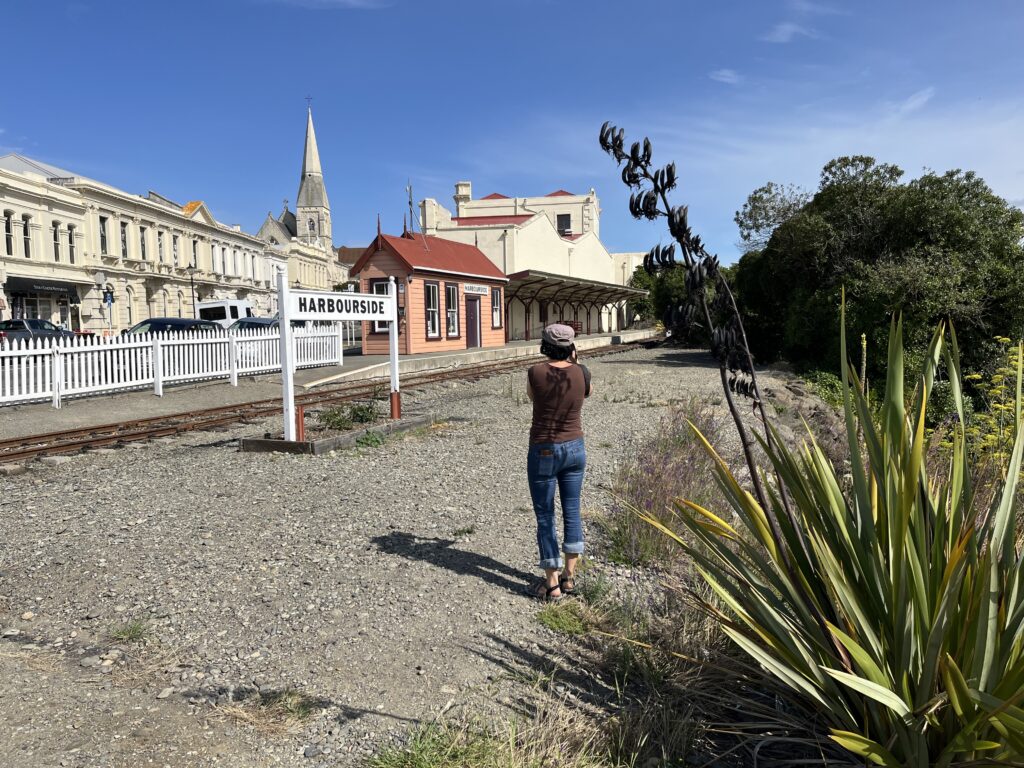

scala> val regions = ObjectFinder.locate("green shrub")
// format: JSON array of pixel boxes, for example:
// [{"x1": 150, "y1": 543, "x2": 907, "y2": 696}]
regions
[
  {"x1": 356, "y1": 430, "x2": 385, "y2": 448},
  {"x1": 348, "y1": 401, "x2": 379, "y2": 424},
  {"x1": 653, "y1": 309, "x2": 1024, "y2": 766},
  {"x1": 803, "y1": 369, "x2": 844, "y2": 409},
  {"x1": 318, "y1": 401, "x2": 380, "y2": 432},
  {"x1": 318, "y1": 407, "x2": 353, "y2": 431}
]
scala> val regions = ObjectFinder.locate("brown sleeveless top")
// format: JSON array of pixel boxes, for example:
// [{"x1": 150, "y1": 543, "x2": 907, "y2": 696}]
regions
[{"x1": 528, "y1": 362, "x2": 585, "y2": 445}]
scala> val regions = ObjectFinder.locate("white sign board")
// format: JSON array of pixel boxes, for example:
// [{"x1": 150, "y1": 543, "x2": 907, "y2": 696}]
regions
[
  {"x1": 277, "y1": 274, "x2": 401, "y2": 442},
  {"x1": 463, "y1": 284, "x2": 489, "y2": 296},
  {"x1": 290, "y1": 290, "x2": 396, "y2": 322}
]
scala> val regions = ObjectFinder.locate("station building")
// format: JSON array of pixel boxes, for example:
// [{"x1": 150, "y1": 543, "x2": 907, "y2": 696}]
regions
[
  {"x1": 419, "y1": 182, "x2": 646, "y2": 341},
  {"x1": 351, "y1": 227, "x2": 507, "y2": 355}
]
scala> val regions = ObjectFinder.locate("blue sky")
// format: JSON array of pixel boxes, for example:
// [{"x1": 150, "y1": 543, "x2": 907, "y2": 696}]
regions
[{"x1": 2, "y1": 0, "x2": 1022, "y2": 262}]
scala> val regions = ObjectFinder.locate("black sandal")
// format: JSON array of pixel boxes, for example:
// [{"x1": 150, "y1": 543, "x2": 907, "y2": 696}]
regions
[
  {"x1": 529, "y1": 580, "x2": 563, "y2": 602},
  {"x1": 559, "y1": 576, "x2": 576, "y2": 596}
]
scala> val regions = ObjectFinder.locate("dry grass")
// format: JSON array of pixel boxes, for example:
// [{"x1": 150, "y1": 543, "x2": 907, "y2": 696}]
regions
[
  {"x1": 596, "y1": 399, "x2": 729, "y2": 567},
  {"x1": 214, "y1": 688, "x2": 323, "y2": 735},
  {"x1": 369, "y1": 709, "x2": 608, "y2": 768},
  {"x1": 0, "y1": 647, "x2": 61, "y2": 673},
  {"x1": 110, "y1": 642, "x2": 186, "y2": 687}
]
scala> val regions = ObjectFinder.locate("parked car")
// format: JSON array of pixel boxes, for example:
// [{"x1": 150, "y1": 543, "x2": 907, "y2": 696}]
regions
[
  {"x1": 122, "y1": 318, "x2": 223, "y2": 335},
  {"x1": 197, "y1": 299, "x2": 254, "y2": 329},
  {"x1": 0, "y1": 318, "x2": 76, "y2": 343},
  {"x1": 227, "y1": 317, "x2": 308, "y2": 332},
  {"x1": 228, "y1": 317, "x2": 277, "y2": 332}
]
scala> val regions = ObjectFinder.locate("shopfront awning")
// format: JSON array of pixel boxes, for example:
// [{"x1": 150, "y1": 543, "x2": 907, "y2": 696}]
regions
[
  {"x1": 504, "y1": 270, "x2": 647, "y2": 307},
  {"x1": 3, "y1": 276, "x2": 87, "y2": 303}
]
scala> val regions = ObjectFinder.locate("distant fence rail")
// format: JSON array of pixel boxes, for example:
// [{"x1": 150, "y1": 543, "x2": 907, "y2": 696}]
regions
[{"x1": 0, "y1": 324, "x2": 358, "y2": 408}]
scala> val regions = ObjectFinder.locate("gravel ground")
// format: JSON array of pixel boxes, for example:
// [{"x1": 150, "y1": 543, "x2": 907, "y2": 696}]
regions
[{"x1": 0, "y1": 347, "x2": 784, "y2": 768}]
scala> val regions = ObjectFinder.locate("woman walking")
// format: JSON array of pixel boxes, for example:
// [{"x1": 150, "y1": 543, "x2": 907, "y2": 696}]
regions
[{"x1": 526, "y1": 323, "x2": 592, "y2": 601}]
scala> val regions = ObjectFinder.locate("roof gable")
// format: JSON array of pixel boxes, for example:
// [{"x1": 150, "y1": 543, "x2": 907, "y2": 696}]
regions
[
  {"x1": 546, "y1": 189, "x2": 574, "y2": 197},
  {"x1": 182, "y1": 200, "x2": 218, "y2": 226},
  {"x1": 351, "y1": 232, "x2": 505, "y2": 281},
  {"x1": 480, "y1": 192, "x2": 509, "y2": 200}
]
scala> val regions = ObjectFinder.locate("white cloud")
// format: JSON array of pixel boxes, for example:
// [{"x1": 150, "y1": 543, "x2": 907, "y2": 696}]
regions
[
  {"x1": 709, "y1": 69, "x2": 741, "y2": 85},
  {"x1": 760, "y1": 22, "x2": 817, "y2": 43},
  {"x1": 893, "y1": 86, "x2": 936, "y2": 117}
]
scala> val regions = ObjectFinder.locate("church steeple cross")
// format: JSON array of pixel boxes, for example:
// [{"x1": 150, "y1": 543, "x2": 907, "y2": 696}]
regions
[{"x1": 305, "y1": 95, "x2": 313, "y2": 110}]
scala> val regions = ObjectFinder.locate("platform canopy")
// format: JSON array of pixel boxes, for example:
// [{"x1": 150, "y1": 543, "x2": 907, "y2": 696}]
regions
[
  {"x1": 505, "y1": 269, "x2": 646, "y2": 308},
  {"x1": 503, "y1": 269, "x2": 648, "y2": 339}
]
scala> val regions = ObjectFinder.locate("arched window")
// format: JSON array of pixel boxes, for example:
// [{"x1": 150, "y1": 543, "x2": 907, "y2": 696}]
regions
[
  {"x1": 67, "y1": 225, "x2": 76, "y2": 264},
  {"x1": 308, "y1": 219, "x2": 316, "y2": 233},
  {"x1": 251, "y1": 254, "x2": 257, "y2": 280},
  {"x1": 177, "y1": 291, "x2": 184, "y2": 318}
]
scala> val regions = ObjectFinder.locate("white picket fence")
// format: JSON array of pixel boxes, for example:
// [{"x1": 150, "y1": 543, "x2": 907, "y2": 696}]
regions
[{"x1": 0, "y1": 324, "x2": 358, "y2": 408}]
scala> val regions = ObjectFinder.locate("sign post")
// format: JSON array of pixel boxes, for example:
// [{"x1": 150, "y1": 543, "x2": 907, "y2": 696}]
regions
[
  {"x1": 276, "y1": 273, "x2": 399, "y2": 442},
  {"x1": 388, "y1": 276, "x2": 401, "y2": 419},
  {"x1": 277, "y1": 270, "x2": 297, "y2": 441}
]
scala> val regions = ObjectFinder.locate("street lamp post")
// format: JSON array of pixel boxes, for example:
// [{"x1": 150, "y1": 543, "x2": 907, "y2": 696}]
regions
[{"x1": 187, "y1": 262, "x2": 197, "y2": 318}]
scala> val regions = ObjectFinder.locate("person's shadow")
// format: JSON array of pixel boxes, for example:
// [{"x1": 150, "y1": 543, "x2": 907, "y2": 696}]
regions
[{"x1": 370, "y1": 531, "x2": 533, "y2": 595}]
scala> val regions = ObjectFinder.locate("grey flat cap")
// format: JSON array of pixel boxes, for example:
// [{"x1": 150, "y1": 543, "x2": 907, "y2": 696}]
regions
[{"x1": 542, "y1": 323, "x2": 575, "y2": 347}]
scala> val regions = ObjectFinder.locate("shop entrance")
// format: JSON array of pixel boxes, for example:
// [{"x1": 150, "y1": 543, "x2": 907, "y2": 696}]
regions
[{"x1": 466, "y1": 297, "x2": 481, "y2": 348}]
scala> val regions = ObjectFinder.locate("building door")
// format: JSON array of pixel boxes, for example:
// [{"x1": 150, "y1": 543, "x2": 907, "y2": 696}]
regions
[{"x1": 466, "y1": 297, "x2": 481, "y2": 348}]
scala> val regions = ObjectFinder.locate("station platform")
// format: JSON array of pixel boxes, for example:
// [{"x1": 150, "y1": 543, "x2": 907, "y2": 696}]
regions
[{"x1": 0, "y1": 329, "x2": 657, "y2": 441}]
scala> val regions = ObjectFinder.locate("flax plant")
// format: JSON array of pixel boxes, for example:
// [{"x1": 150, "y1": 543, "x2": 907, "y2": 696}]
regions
[{"x1": 643, "y1": 306, "x2": 1024, "y2": 766}]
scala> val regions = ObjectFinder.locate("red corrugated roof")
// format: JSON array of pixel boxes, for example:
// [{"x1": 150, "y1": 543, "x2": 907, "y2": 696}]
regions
[
  {"x1": 480, "y1": 192, "x2": 509, "y2": 200},
  {"x1": 452, "y1": 214, "x2": 534, "y2": 227},
  {"x1": 546, "y1": 189, "x2": 574, "y2": 197},
  {"x1": 350, "y1": 232, "x2": 506, "y2": 280},
  {"x1": 561, "y1": 233, "x2": 584, "y2": 241}
]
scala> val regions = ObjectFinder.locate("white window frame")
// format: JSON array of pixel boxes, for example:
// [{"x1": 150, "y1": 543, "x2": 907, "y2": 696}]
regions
[
  {"x1": 424, "y1": 282, "x2": 440, "y2": 339},
  {"x1": 445, "y1": 283, "x2": 459, "y2": 338},
  {"x1": 491, "y1": 287, "x2": 502, "y2": 328},
  {"x1": 370, "y1": 280, "x2": 390, "y2": 333}
]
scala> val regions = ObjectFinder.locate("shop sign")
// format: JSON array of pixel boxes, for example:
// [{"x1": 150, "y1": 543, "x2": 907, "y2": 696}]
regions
[{"x1": 463, "y1": 284, "x2": 489, "y2": 295}]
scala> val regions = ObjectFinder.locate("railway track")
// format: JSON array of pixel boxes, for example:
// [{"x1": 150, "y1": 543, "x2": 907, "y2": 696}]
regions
[{"x1": 0, "y1": 341, "x2": 651, "y2": 463}]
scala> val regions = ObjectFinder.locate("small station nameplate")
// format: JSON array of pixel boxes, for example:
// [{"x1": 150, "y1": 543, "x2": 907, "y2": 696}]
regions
[{"x1": 289, "y1": 290, "x2": 397, "y2": 322}]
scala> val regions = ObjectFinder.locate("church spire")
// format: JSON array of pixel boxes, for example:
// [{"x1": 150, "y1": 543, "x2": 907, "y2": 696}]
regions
[
  {"x1": 300, "y1": 107, "x2": 324, "y2": 181},
  {"x1": 296, "y1": 106, "x2": 332, "y2": 248}
]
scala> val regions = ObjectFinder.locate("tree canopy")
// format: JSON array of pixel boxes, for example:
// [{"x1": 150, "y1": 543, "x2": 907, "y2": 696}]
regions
[{"x1": 734, "y1": 156, "x2": 1024, "y2": 375}]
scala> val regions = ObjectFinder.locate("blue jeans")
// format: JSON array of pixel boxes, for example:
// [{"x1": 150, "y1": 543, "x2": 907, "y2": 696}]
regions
[{"x1": 527, "y1": 438, "x2": 586, "y2": 570}]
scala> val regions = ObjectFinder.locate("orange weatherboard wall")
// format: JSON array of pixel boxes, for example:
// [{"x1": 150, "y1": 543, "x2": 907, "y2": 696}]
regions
[{"x1": 353, "y1": 232, "x2": 507, "y2": 356}]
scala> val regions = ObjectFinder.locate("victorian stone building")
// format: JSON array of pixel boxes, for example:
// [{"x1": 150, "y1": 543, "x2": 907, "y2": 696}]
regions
[{"x1": 0, "y1": 108, "x2": 343, "y2": 333}]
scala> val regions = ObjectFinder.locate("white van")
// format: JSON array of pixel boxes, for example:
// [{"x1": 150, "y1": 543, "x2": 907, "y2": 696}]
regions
[{"x1": 197, "y1": 299, "x2": 255, "y2": 329}]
